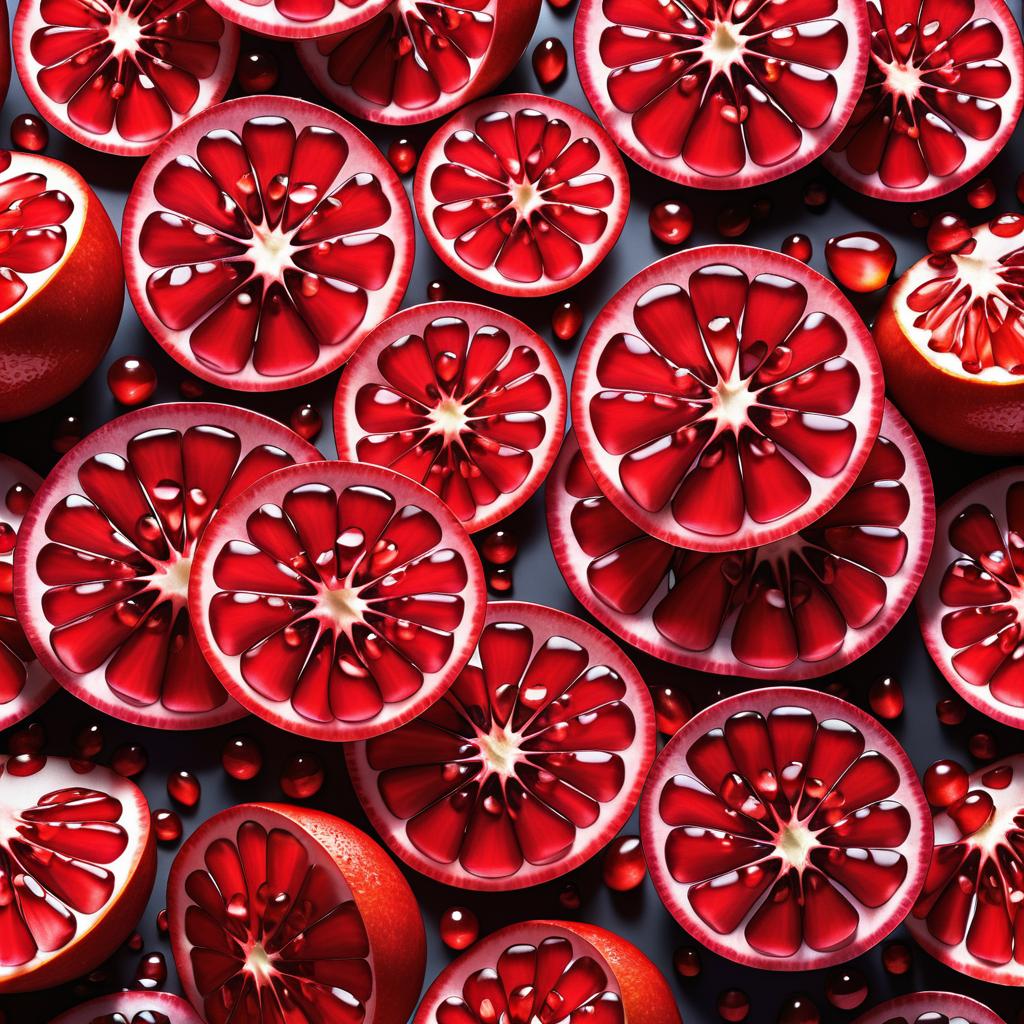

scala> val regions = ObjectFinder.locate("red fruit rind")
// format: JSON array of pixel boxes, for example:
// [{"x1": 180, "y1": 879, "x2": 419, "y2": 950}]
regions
[
  {"x1": 167, "y1": 802, "x2": 426, "y2": 1024},
  {"x1": 48, "y1": 991, "x2": 205, "y2": 1024},
  {"x1": 0, "y1": 755, "x2": 156, "y2": 994},
  {"x1": 346, "y1": 600, "x2": 656, "y2": 890},
  {"x1": 190, "y1": 459, "x2": 486, "y2": 741},
  {"x1": 413, "y1": 919, "x2": 681, "y2": 1024},
  {"x1": 854, "y1": 994, "x2": 1006, "y2": 1024},
  {"x1": 207, "y1": 0, "x2": 388, "y2": 39},
  {"x1": 334, "y1": 301, "x2": 567, "y2": 533},
  {"x1": 641, "y1": 687, "x2": 932, "y2": 971}
]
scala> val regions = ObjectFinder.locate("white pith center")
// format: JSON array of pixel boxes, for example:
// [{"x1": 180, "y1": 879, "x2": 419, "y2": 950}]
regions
[
  {"x1": 430, "y1": 398, "x2": 469, "y2": 438},
  {"x1": 479, "y1": 726, "x2": 521, "y2": 778},
  {"x1": 322, "y1": 585, "x2": 364, "y2": 625},
  {"x1": 246, "y1": 942, "x2": 274, "y2": 978},
  {"x1": 705, "y1": 20, "x2": 746, "y2": 74},
  {"x1": 713, "y1": 374, "x2": 756, "y2": 432},
  {"x1": 778, "y1": 822, "x2": 816, "y2": 868},
  {"x1": 881, "y1": 59, "x2": 922, "y2": 101},
  {"x1": 248, "y1": 225, "x2": 295, "y2": 280},
  {"x1": 106, "y1": 6, "x2": 143, "y2": 57},
  {"x1": 155, "y1": 554, "x2": 191, "y2": 601},
  {"x1": 968, "y1": 798, "x2": 1020, "y2": 858},
  {"x1": 513, "y1": 182, "x2": 541, "y2": 215}
]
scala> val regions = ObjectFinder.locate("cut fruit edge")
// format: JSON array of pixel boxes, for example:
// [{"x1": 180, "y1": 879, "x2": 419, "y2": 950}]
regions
[
  {"x1": 48, "y1": 991, "x2": 205, "y2": 1024},
  {"x1": 852, "y1": 993, "x2": 1007, "y2": 1024},
  {"x1": 206, "y1": 0, "x2": 389, "y2": 40}
]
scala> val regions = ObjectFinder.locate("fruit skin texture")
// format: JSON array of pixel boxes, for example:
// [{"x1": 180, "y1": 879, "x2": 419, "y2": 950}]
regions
[
  {"x1": 0, "y1": 154, "x2": 123, "y2": 422},
  {"x1": 851, "y1": 992, "x2": 1006, "y2": 1024},
  {"x1": 48, "y1": 991, "x2": 205, "y2": 1024}
]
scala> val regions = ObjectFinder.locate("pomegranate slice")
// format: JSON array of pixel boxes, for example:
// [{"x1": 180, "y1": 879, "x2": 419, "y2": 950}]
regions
[
  {"x1": 208, "y1": 0, "x2": 387, "y2": 38},
  {"x1": 347, "y1": 600, "x2": 656, "y2": 890},
  {"x1": 190, "y1": 460, "x2": 486, "y2": 741},
  {"x1": 852, "y1": 993, "x2": 1007, "y2": 1024},
  {"x1": 641, "y1": 687, "x2": 932, "y2": 970},
  {"x1": 49, "y1": 991, "x2": 204, "y2": 1024},
  {"x1": 572, "y1": 245, "x2": 885, "y2": 551},
  {"x1": 413, "y1": 920, "x2": 681, "y2": 1024},
  {"x1": 824, "y1": 0, "x2": 1024, "y2": 201},
  {"x1": 122, "y1": 95, "x2": 413, "y2": 391},
  {"x1": 548, "y1": 402, "x2": 933, "y2": 679},
  {"x1": 413, "y1": 93, "x2": 630, "y2": 297},
  {"x1": 0, "y1": 151, "x2": 122, "y2": 422},
  {"x1": 334, "y1": 301, "x2": 567, "y2": 533},
  {"x1": 0, "y1": 754, "x2": 155, "y2": 993},
  {"x1": 918, "y1": 467, "x2": 1024, "y2": 729},
  {"x1": 908, "y1": 755, "x2": 1024, "y2": 984},
  {"x1": 574, "y1": 0, "x2": 869, "y2": 189},
  {"x1": 13, "y1": 0, "x2": 239, "y2": 157},
  {"x1": 168, "y1": 802, "x2": 425, "y2": 1024},
  {"x1": 875, "y1": 213, "x2": 1024, "y2": 454},
  {"x1": 296, "y1": 0, "x2": 541, "y2": 126},
  {"x1": 14, "y1": 402, "x2": 320, "y2": 730}
]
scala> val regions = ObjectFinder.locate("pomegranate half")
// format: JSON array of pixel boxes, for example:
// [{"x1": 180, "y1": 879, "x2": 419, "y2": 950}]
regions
[
  {"x1": 14, "y1": 402, "x2": 320, "y2": 730},
  {"x1": 0, "y1": 151, "x2": 122, "y2": 422},
  {"x1": 824, "y1": 0, "x2": 1024, "y2": 201},
  {"x1": 347, "y1": 600, "x2": 656, "y2": 890},
  {"x1": 296, "y1": 0, "x2": 542, "y2": 126},
  {"x1": 207, "y1": 0, "x2": 387, "y2": 38},
  {"x1": 574, "y1": 0, "x2": 869, "y2": 189},
  {"x1": 0, "y1": 754, "x2": 155, "y2": 994},
  {"x1": 874, "y1": 212, "x2": 1024, "y2": 454},
  {"x1": 548, "y1": 402, "x2": 933, "y2": 679},
  {"x1": 190, "y1": 460, "x2": 486, "y2": 741},
  {"x1": 167, "y1": 802, "x2": 426, "y2": 1024},
  {"x1": 413, "y1": 93, "x2": 630, "y2": 297},
  {"x1": 49, "y1": 991, "x2": 205, "y2": 1024},
  {"x1": 413, "y1": 920, "x2": 681, "y2": 1024},
  {"x1": 13, "y1": 0, "x2": 239, "y2": 157},
  {"x1": 122, "y1": 95, "x2": 413, "y2": 391},
  {"x1": 853, "y1": 993, "x2": 1007, "y2": 1024},
  {"x1": 334, "y1": 301, "x2": 566, "y2": 533},
  {"x1": 572, "y1": 244, "x2": 885, "y2": 551},
  {"x1": 641, "y1": 687, "x2": 932, "y2": 970},
  {"x1": 908, "y1": 755, "x2": 1024, "y2": 985}
]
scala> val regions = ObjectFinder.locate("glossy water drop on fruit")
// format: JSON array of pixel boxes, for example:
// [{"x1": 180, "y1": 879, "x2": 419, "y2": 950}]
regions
[
  {"x1": 825, "y1": 233, "x2": 896, "y2": 292},
  {"x1": 157, "y1": 908, "x2": 169, "y2": 935},
  {"x1": 440, "y1": 907, "x2": 478, "y2": 950},
  {"x1": 718, "y1": 990, "x2": 750, "y2": 1023},
  {"x1": 782, "y1": 234, "x2": 812, "y2": 262},
  {"x1": 427, "y1": 280, "x2": 449, "y2": 302},
  {"x1": 927, "y1": 213, "x2": 972, "y2": 255},
  {"x1": 674, "y1": 946, "x2": 701, "y2": 978},
  {"x1": 602, "y1": 835, "x2": 646, "y2": 891},
  {"x1": 289, "y1": 403, "x2": 321, "y2": 441},
  {"x1": 480, "y1": 529, "x2": 518, "y2": 565},
  {"x1": 803, "y1": 181, "x2": 829, "y2": 208},
  {"x1": 969, "y1": 731, "x2": 997, "y2": 760},
  {"x1": 387, "y1": 138, "x2": 418, "y2": 175},
  {"x1": 168, "y1": 769, "x2": 200, "y2": 807},
  {"x1": 8, "y1": 721, "x2": 45, "y2": 754},
  {"x1": 778, "y1": 995, "x2": 819, "y2": 1024},
  {"x1": 552, "y1": 300, "x2": 583, "y2": 340},
  {"x1": 280, "y1": 752, "x2": 324, "y2": 798},
  {"x1": 487, "y1": 567, "x2": 513, "y2": 594},
  {"x1": 111, "y1": 743, "x2": 147, "y2": 778},
  {"x1": 237, "y1": 51, "x2": 278, "y2": 93},
  {"x1": 923, "y1": 759, "x2": 969, "y2": 807},
  {"x1": 967, "y1": 178, "x2": 997, "y2": 209},
  {"x1": 52, "y1": 414, "x2": 84, "y2": 454},
  {"x1": 649, "y1": 201, "x2": 693, "y2": 246},
  {"x1": 824, "y1": 969, "x2": 867, "y2": 1010},
  {"x1": 559, "y1": 881, "x2": 580, "y2": 910},
  {"x1": 717, "y1": 205, "x2": 751, "y2": 239},
  {"x1": 134, "y1": 951, "x2": 167, "y2": 990},
  {"x1": 882, "y1": 941, "x2": 911, "y2": 974},
  {"x1": 153, "y1": 808, "x2": 183, "y2": 843},
  {"x1": 533, "y1": 38, "x2": 567, "y2": 86},
  {"x1": 108, "y1": 356, "x2": 157, "y2": 406},
  {"x1": 73, "y1": 723, "x2": 103, "y2": 759},
  {"x1": 868, "y1": 675, "x2": 904, "y2": 718},
  {"x1": 653, "y1": 682, "x2": 691, "y2": 735},
  {"x1": 222, "y1": 735, "x2": 262, "y2": 780},
  {"x1": 11, "y1": 113, "x2": 48, "y2": 152},
  {"x1": 936, "y1": 696, "x2": 968, "y2": 725}
]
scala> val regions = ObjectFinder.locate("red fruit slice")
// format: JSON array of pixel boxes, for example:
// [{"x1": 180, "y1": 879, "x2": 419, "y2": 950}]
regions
[
  {"x1": 641, "y1": 687, "x2": 932, "y2": 970},
  {"x1": 824, "y1": 0, "x2": 1024, "y2": 201},
  {"x1": 167, "y1": 802, "x2": 425, "y2": 1024},
  {"x1": 49, "y1": 991, "x2": 204, "y2": 1024},
  {"x1": 347, "y1": 600, "x2": 656, "y2": 890},
  {"x1": 548, "y1": 402, "x2": 933, "y2": 679},
  {"x1": 122, "y1": 95, "x2": 413, "y2": 391},
  {"x1": 853, "y1": 993, "x2": 1006, "y2": 1024},
  {"x1": 190, "y1": 460, "x2": 486, "y2": 741},
  {"x1": 0, "y1": 7, "x2": 10, "y2": 110},
  {"x1": 574, "y1": 0, "x2": 869, "y2": 189},
  {"x1": 918, "y1": 468, "x2": 1024, "y2": 729},
  {"x1": 413, "y1": 93, "x2": 630, "y2": 297},
  {"x1": 908, "y1": 755, "x2": 1024, "y2": 985},
  {"x1": 13, "y1": 0, "x2": 239, "y2": 157},
  {"x1": 0, "y1": 754, "x2": 155, "y2": 994},
  {"x1": 874, "y1": 213, "x2": 1024, "y2": 454},
  {"x1": 207, "y1": 0, "x2": 386, "y2": 38},
  {"x1": 14, "y1": 402, "x2": 320, "y2": 730},
  {"x1": 296, "y1": 0, "x2": 541, "y2": 126},
  {"x1": 334, "y1": 301, "x2": 567, "y2": 533},
  {"x1": 0, "y1": 151, "x2": 122, "y2": 422},
  {"x1": 572, "y1": 244, "x2": 885, "y2": 551},
  {"x1": 413, "y1": 920, "x2": 681, "y2": 1024}
]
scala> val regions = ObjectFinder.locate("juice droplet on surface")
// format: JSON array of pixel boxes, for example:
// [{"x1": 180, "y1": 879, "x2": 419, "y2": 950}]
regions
[
  {"x1": 289, "y1": 403, "x2": 322, "y2": 441},
  {"x1": 153, "y1": 808, "x2": 182, "y2": 843},
  {"x1": 533, "y1": 38, "x2": 567, "y2": 87},
  {"x1": 602, "y1": 834, "x2": 646, "y2": 891},
  {"x1": 167, "y1": 769, "x2": 200, "y2": 808},
  {"x1": 388, "y1": 138, "x2": 418, "y2": 175},
  {"x1": 868, "y1": 675, "x2": 904, "y2": 718},
  {"x1": 440, "y1": 906, "x2": 478, "y2": 950},
  {"x1": 552, "y1": 300, "x2": 583, "y2": 341}
]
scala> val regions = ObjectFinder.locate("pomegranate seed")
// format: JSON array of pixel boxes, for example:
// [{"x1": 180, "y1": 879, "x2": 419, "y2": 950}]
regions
[
  {"x1": 649, "y1": 201, "x2": 693, "y2": 246},
  {"x1": 718, "y1": 990, "x2": 750, "y2": 1023},
  {"x1": 178, "y1": 376, "x2": 205, "y2": 399},
  {"x1": 882, "y1": 941, "x2": 911, "y2": 974},
  {"x1": 868, "y1": 675, "x2": 904, "y2": 718},
  {"x1": 936, "y1": 696, "x2": 967, "y2": 725},
  {"x1": 558, "y1": 881, "x2": 581, "y2": 910},
  {"x1": 134, "y1": 951, "x2": 167, "y2": 990},
  {"x1": 969, "y1": 732, "x2": 997, "y2": 761},
  {"x1": 73, "y1": 723, "x2": 103, "y2": 759},
  {"x1": 427, "y1": 280, "x2": 449, "y2": 301},
  {"x1": 653, "y1": 682, "x2": 691, "y2": 735},
  {"x1": 52, "y1": 414, "x2": 84, "y2": 453},
  {"x1": 673, "y1": 946, "x2": 701, "y2": 978},
  {"x1": 387, "y1": 138, "x2": 418, "y2": 175},
  {"x1": 909, "y1": 209, "x2": 930, "y2": 229},
  {"x1": 126, "y1": 931, "x2": 144, "y2": 952},
  {"x1": 222, "y1": 735, "x2": 263, "y2": 780},
  {"x1": 153, "y1": 808, "x2": 182, "y2": 843},
  {"x1": 280, "y1": 752, "x2": 324, "y2": 798},
  {"x1": 924, "y1": 759, "x2": 969, "y2": 807},
  {"x1": 824, "y1": 969, "x2": 867, "y2": 1010},
  {"x1": 967, "y1": 178, "x2": 997, "y2": 209},
  {"x1": 533, "y1": 38, "x2": 567, "y2": 86},
  {"x1": 111, "y1": 743, "x2": 147, "y2": 778},
  {"x1": 156, "y1": 908, "x2": 169, "y2": 935},
  {"x1": 927, "y1": 213, "x2": 972, "y2": 255},
  {"x1": 5, "y1": 482, "x2": 34, "y2": 516},
  {"x1": 982, "y1": 764, "x2": 1013, "y2": 788},
  {"x1": 8, "y1": 722, "x2": 45, "y2": 754},
  {"x1": 487, "y1": 567, "x2": 513, "y2": 594},
  {"x1": 11, "y1": 113, "x2": 48, "y2": 152},
  {"x1": 7, "y1": 753, "x2": 45, "y2": 776},
  {"x1": 825, "y1": 233, "x2": 896, "y2": 292},
  {"x1": 781, "y1": 234, "x2": 812, "y2": 262},
  {"x1": 480, "y1": 529, "x2": 518, "y2": 565},
  {"x1": 108, "y1": 356, "x2": 157, "y2": 406},
  {"x1": 289, "y1": 403, "x2": 322, "y2": 440},
  {"x1": 717, "y1": 205, "x2": 751, "y2": 239},
  {"x1": 948, "y1": 790, "x2": 995, "y2": 836},
  {"x1": 803, "y1": 181, "x2": 829, "y2": 208},
  {"x1": 552, "y1": 300, "x2": 584, "y2": 340},
  {"x1": 167, "y1": 769, "x2": 200, "y2": 807},
  {"x1": 602, "y1": 835, "x2": 646, "y2": 891},
  {"x1": 440, "y1": 907, "x2": 478, "y2": 950},
  {"x1": 778, "y1": 995, "x2": 818, "y2": 1024},
  {"x1": 237, "y1": 51, "x2": 278, "y2": 93}
]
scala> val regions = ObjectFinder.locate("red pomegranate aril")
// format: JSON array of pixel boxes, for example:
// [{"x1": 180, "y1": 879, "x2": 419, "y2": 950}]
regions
[
  {"x1": 968, "y1": 179, "x2": 998, "y2": 209},
  {"x1": 107, "y1": 356, "x2": 157, "y2": 406},
  {"x1": 533, "y1": 38, "x2": 567, "y2": 87},
  {"x1": 825, "y1": 233, "x2": 896, "y2": 292},
  {"x1": 440, "y1": 907, "x2": 479, "y2": 950},
  {"x1": 237, "y1": 51, "x2": 278, "y2": 94},
  {"x1": 650, "y1": 201, "x2": 693, "y2": 246},
  {"x1": 486, "y1": 567, "x2": 513, "y2": 594},
  {"x1": 480, "y1": 529, "x2": 518, "y2": 565},
  {"x1": 153, "y1": 809, "x2": 182, "y2": 843},
  {"x1": 559, "y1": 881, "x2": 581, "y2": 910},
  {"x1": 674, "y1": 945, "x2": 701, "y2": 978},
  {"x1": 50, "y1": 414, "x2": 83, "y2": 454},
  {"x1": 824, "y1": 969, "x2": 867, "y2": 1010},
  {"x1": 868, "y1": 676, "x2": 904, "y2": 719},
  {"x1": 552, "y1": 300, "x2": 584, "y2": 340},
  {"x1": 221, "y1": 735, "x2": 262, "y2": 780},
  {"x1": 73, "y1": 723, "x2": 104, "y2": 759},
  {"x1": 803, "y1": 182, "x2": 830, "y2": 209},
  {"x1": 927, "y1": 214, "x2": 972, "y2": 256},
  {"x1": 111, "y1": 743, "x2": 147, "y2": 778},
  {"x1": 10, "y1": 113, "x2": 47, "y2": 152},
  {"x1": 924, "y1": 760, "x2": 969, "y2": 808},
  {"x1": 881, "y1": 941, "x2": 911, "y2": 974},
  {"x1": 133, "y1": 951, "x2": 167, "y2": 990},
  {"x1": 167, "y1": 770, "x2": 200, "y2": 808},
  {"x1": 157, "y1": 908, "x2": 169, "y2": 935},
  {"x1": 779, "y1": 995, "x2": 819, "y2": 1024},
  {"x1": 936, "y1": 697, "x2": 968, "y2": 725},
  {"x1": 387, "y1": 139, "x2": 418, "y2": 176},
  {"x1": 782, "y1": 235, "x2": 813, "y2": 263},
  {"x1": 602, "y1": 835, "x2": 646, "y2": 891},
  {"x1": 280, "y1": 752, "x2": 323, "y2": 799},
  {"x1": 968, "y1": 732, "x2": 997, "y2": 760},
  {"x1": 719, "y1": 990, "x2": 751, "y2": 1023},
  {"x1": 427, "y1": 280, "x2": 449, "y2": 302},
  {"x1": 288, "y1": 403, "x2": 321, "y2": 441},
  {"x1": 717, "y1": 206, "x2": 751, "y2": 239},
  {"x1": 126, "y1": 929, "x2": 143, "y2": 952},
  {"x1": 8, "y1": 721, "x2": 45, "y2": 754},
  {"x1": 653, "y1": 683, "x2": 691, "y2": 736}
]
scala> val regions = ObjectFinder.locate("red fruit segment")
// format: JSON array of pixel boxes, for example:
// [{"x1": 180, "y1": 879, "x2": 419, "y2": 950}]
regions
[
  {"x1": 334, "y1": 302, "x2": 566, "y2": 533},
  {"x1": 852, "y1": 993, "x2": 1007, "y2": 1024},
  {"x1": 571, "y1": 245, "x2": 885, "y2": 551},
  {"x1": 574, "y1": 0, "x2": 869, "y2": 189},
  {"x1": 825, "y1": 0, "x2": 1024, "y2": 201},
  {"x1": 48, "y1": 991, "x2": 204, "y2": 1024},
  {"x1": 190, "y1": 460, "x2": 485, "y2": 741},
  {"x1": 206, "y1": 0, "x2": 388, "y2": 39},
  {"x1": 0, "y1": 755, "x2": 155, "y2": 993},
  {"x1": 14, "y1": 402, "x2": 320, "y2": 730},
  {"x1": 548, "y1": 403, "x2": 932, "y2": 679},
  {"x1": 122, "y1": 95, "x2": 413, "y2": 391},
  {"x1": 413, "y1": 93, "x2": 630, "y2": 297},
  {"x1": 14, "y1": 0, "x2": 239, "y2": 157},
  {"x1": 641, "y1": 687, "x2": 931, "y2": 970},
  {"x1": 347, "y1": 601, "x2": 655, "y2": 890}
]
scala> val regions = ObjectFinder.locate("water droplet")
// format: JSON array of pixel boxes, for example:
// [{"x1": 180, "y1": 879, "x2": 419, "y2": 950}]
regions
[
  {"x1": 487, "y1": 567, "x2": 513, "y2": 594},
  {"x1": 718, "y1": 990, "x2": 750, "y2": 1023},
  {"x1": 868, "y1": 675, "x2": 903, "y2": 718},
  {"x1": 552, "y1": 300, "x2": 583, "y2": 341},
  {"x1": 969, "y1": 731, "x2": 997, "y2": 761},
  {"x1": 923, "y1": 759, "x2": 968, "y2": 807},
  {"x1": 440, "y1": 906, "x2": 478, "y2": 949},
  {"x1": 51, "y1": 414, "x2": 84, "y2": 454},
  {"x1": 167, "y1": 769, "x2": 200, "y2": 808},
  {"x1": 967, "y1": 178, "x2": 996, "y2": 210},
  {"x1": 825, "y1": 232, "x2": 896, "y2": 292},
  {"x1": 653, "y1": 682, "x2": 691, "y2": 736},
  {"x1": 927, "y1": 213, "x2": 972, "y2": 255},
  {"x1": 427, "y1": 280, "x2": 449, "y2": 302},
  {"x1": 5, "y1": 482, "x2": 34, "y2": 516},
  {"x1": 674, "y1": 946, "x2": 701, "y2": 977},
  {"x1": 111, "y1": 743, "x2": 147, "y2": 778},
  {"x1": 108, "y1": 356, "x2": 157, "y2": 406},
  {"x1": 781, "y1": 234, "x2": 812, "y2": 262},
  {"x1": 387, "y1": 138, "x2": 418, "y2": 175},
  {"x1": 824, "y1": 968, "x2": 867, "y2": 1010},
  {"x1": 133, "y1": 951, "x2": 167, "y2": 990},
  {"x1": 480, "y1": 528, "x2": 518, "y2": 565},
  {"x1": 533, "y1": 37, "x2": 567, "y2": 86},
  {"x1": 936, "y1": 695, "x2": 967, "y2": 725},
  {"x1": 153, "y1": 808, "x2": 182, "y2": 843},
  {"x1": 73, "y1": 723, "x2": 103, "y2": 759},
  {"x1": 882, "y1": 941, "x2": 911, "y2": 974},
  {"x1": 602, "y1": 835, "x2": 646, "y2": 891},
  {"x1": 289, "y1": 402, "x2": 321, "y2": 440},
  {"x1": 280, "y1": 752, "x2": 323, "y2": 798},
  {"x1": 11, "y1": 114, "x2": 48, "y2": 153},
  {"x1": 222, "y1": 735, "x2": 262, "y2": 780},
  {"x1": 237, "y1": 50, "x2": 278, "y2": 93},
  {"x1": 649, "y1": 200, "x2": 693, "y2": 246}
]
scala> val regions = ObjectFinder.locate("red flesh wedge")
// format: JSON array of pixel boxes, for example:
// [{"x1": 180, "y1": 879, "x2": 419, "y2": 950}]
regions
[
  {"x1": 641, "y1": 687, "x2": 932, "y2": 970},
  {"x1": 14, "y1": 402, "x2": 320, "y2": 730},
  {"x1": 413, "y1": 919, "x2": 681, "y2": 1024},
  {"x1": 571, "y1": 244, "x2": 885, "y2": 551},
  {"x1": 14, "y1": 0, "x2": 239, "y2": 157},
  {"x1": 346, "y1": 600, "x2": 656, "y2": 890},
  {"x1": 207, "y1": 0, "x2": 388, "y2": 39},
  {"x1": 0, "y1": 755, "x2": 155, "y2": 994},
  {"x1": 853, "y1": 993, "x2": 1006, "y2": 1024},
  {"x1": 190, "y1": 460, "x2": 486, "y2": 741},
  {"x1": 296, "y1": 0, "x2": 542, "y2": 126},
  {"x1": 334, "y1": 301, "x2": 566, "y2": 533},
  {"x1": 49, "y1": 991, "x2": 205, "y2": 1024},
  {"x1": 167, "y1": 802, "x2": 425, "y2": 1024},
  {"x1": 122, "y1": 95, "x2": 413, "y2": 392},
  {"x1": 414, "y1": 93, "x2": 630, "y2": 297}
]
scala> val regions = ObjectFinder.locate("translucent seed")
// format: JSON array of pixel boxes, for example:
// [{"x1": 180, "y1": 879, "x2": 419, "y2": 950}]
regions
[
  {"x1": 717, "y1": 205, "x2": 751, "y2": 239},
  {"x1": 111, "y1": 743, "x2": 147, "y2": 778},
  {"x1": 440, "y1": 906, "x2": 478, "y2": 950},
  {"x1": 967, "y1": 178, "x2": 996, "y2": 209},
  {"x1": 674, "y1": 946, "x2": 701, "y2": 977},
  {"x1": 108, "y1": 356, "x2": 157, "y2": 406},
  {"x1": 803, "y1": 181, "x2": 829, "y2": 208},
  {"x1": 552, "y1": 300, "x2": 584, "y2": 340},
  {"x1": 927, "y1": 213, "x2": 971, "y2": 255},
  {"x1": 882, "y1": 941, "x2": 911, "y2": 974},
  {"x1": 533, "y1": 38, "x2": 567, "y2": 87},
  {"x1": 480, "y1": 529, "x2": 518, "y2": 565},
  {"x1": 924, "y1": 759, "x2": 969, "y2": 807},
  {"x1": 936, "y1": 696, "x2": 967, "y2": 725},
  {"x1": 778, "y1": 995, "x2": 819, "y2": 1024},
  {"x1": 602, "y1": 835, "x2": 646, "y2": 891},
  {"x1": 73, "y1": 723, "x2": 104, "y2": 759},
  {"x1": 559, "y1": 881, "x2": 581, "y2": 910},
  {"x1": 11, "y1": 114, "x2": 48, "y2": 153},
  {"x1": 868, "y1": 675, "x2": 904, "y2": 719},
  {"x1": 153, "y1": 808, "x2": 182, "y2": 843},
  {"x1": 968, "y1": 732, "x2": 997, "y2": 761},
  {"x1": 719, "y1": 990, "x2": 750, "y2": 1023},
  {"x1": 427, "y1": 280, "x2": 449, "y2": 302},
  {"x1": 653, "y1": 682, "x2": 691, "y2": 735},
  {"x1": 8, "y1": 722, "x2": 45, "y2": 755},
  {"x1": 487, "y1": 568, "x2": 513, "y2": 594},
  {"x1": 781, "y1": 234, "x2": 812, "y2": 262},
  {"x1": 133, "y1": 951, "x2": 167, "y2": 990},
  {"x1": 649, "y1": 201, "x2": 693, "y2": 246},
  {"x1": 52, "y1": 414, "x2": 84, "y2": 454},
  {"x1": 280, "y1": 752, "x2": 323, "y2": 798},
  {"x1": 825, "y1": 233, "x2": 896, "y2": 292},
  {"x1": 289, "y1": 403, "x2": 322, "y2": 441},
  {"x1": 824, "y1": 968, "x2": 867, "y2": 1010},
  {"x1": 388, "y1": 138, "x2": 418, "y2": 175},
  {"x1": 222, "y1": 736, "x2": 262, "y2": 780},
  {"x1": 237, "y1": 51, "x2": 278, "y2": 93},
  {"x1": 167, "y1": 769, "x2": 200, "y2": 807}
]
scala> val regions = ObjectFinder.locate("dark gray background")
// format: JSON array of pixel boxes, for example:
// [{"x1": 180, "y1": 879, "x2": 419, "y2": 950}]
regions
[{"x1": 1, "y1": 1, "x2": 1022, "y2": 1021}]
